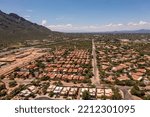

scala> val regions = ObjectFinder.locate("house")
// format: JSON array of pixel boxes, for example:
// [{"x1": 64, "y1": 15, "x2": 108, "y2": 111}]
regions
[
  {"x1": 56, "y1": 74, "x2": 62, "y2": 79},
  {"x1": 78, "y1": 68, "x2": 83, "y2": 73},
  {"x1": 112, "y1": 64, "x2": 128, "y2": 71},
  {"x1": 19, "y1": 89, "x2": 31, "y2": 97},
  {"x1": 101, "y1": 65, "x2": 109, "y2": 70},
  {"x1": 47, "y1": 85, "x2": 56, "y2": 92},
  {"x1": 62, "y1": 75, "x2": 68, "y2": 80},
  {"x1": 60, "y1": 87, "x2": 70, "y2": 96},
  {"x1": 117, "y1": 74, "x2": 130, "y2": 81},
  {"x1": 68, "y1": 68, "x2": 73, "y2": 73},
  {"x1": 53, "y1": 68, "x2": 58, "y2": 72},
  {"x1": 28, "y1": 85, "x2": 37, "y2": 93},
  {"x1": 53, "y1": 86, "x2": 63, "y2": 94},
  {"x1": 73, "y1": 75, "x2": 79, "y2": 80},
  {"x1": 73, "y1": 69, "x2": 78, "y2": 73},
  {"x1": 63, "y1": 68, "x2": 68, "y2": 72},
  {"x1": 132, "y1": 75, "x2": 143, "y2": 81},
  {"x1": 97, "y1": 89, "x2": 104, "y2": 98},
  {"x1": 68, "y1": 75, "x2": 73, "y2": 80},
  {"x1": 105, "y1": 89, "x2": 113, "y2": 97},
  {"x1": 68, "y1": 87, "x2": 78, "y2": 96},
  {"x1": 79, "y1": 76, "x2": 85, "y2": 80},
  {"x1": 50, "y1": 73, "x2": 56, "y2": 79},
  {"x1": 89, "y1": 88, "x2": 96, "y2": 97},
  {"x1": 130, "y1": 72, "x2": 144, "y2": 81},
  {"x1": 107, "y1": 76, "x2": 115, "y2": 82}
]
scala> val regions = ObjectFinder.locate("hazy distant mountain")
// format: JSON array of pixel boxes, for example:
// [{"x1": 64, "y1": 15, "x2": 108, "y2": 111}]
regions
[
  {"x1": 77, "y1": 29, "x2": 150, "y2": 34},
  {"x1": 108, "y1": 29, "x2": 150, "y2": 34},
  {"x1": 0, "y1": 10, "x2": 53, "y2": 44}
]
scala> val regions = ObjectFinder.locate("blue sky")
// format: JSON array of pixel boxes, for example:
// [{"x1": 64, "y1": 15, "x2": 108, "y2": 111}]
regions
[{"x1": 0, "y1": 0, "x2": 150, "y2": 32}]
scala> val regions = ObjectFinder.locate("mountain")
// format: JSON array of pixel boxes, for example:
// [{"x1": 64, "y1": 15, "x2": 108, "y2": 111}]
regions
[
  {"x1": 72, "y1": 29, "x2": 150, "y2": 34},
  {"x1": 129, "y1": 29, "x2": 150, "y2": 33},
  {"x1": 0, "y1": 10, "x2": 53, "y2": 45},
  {"x1": 107, "y1": 29, "x2": 150, "y2": 34}
]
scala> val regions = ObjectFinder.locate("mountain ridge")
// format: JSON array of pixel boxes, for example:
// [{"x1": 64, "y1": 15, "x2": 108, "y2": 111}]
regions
[
  {"x1": 110, "y1": 29, "x2": 150, "y2": 34},
  {"x1": 0, "y1": 10, "x2": 54, "y2": 45}
]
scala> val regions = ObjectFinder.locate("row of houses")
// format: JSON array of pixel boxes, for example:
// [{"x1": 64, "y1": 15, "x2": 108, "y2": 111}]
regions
[{"x1": 18, "y1": 85, "x2": 113, "y2": 100}]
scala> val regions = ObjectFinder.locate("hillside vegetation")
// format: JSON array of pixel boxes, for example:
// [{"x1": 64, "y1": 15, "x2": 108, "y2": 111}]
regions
[{"x1": 0, "y1": 10, "x2": 53, "y2": 47}]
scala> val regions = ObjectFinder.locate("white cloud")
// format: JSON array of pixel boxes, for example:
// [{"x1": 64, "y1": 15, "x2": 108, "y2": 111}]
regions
[
  {"x1": 117, "y1": 23, "x2": 123, "y2": 26},
  {"x1": 106, "y1": 23, "x2": 113, "y2": 27},
  {"x1": 106, "y1": 23, "x2": 123, "y2": 27},
  {"x1": 128, "y1": 21, "x2": 148, "y2": 26},
  {"x1": 41, "y1": 20, "x2": 47, "y2": 26},
  {"x1": 139, "y1": 21, "x2": 148, "y2": 25},
  {"x1": 48, "y1": 24, "x2": 73, "y2": 28},
  {"x1": 48, "y1": 24, "x2": 105, "y2": 32},
  {"x1": 66, "y1": 24, "x2": 72, "y2": 27},
  {"x1": 46, "y1": 21, "x2": 150, "y2": 32},
  {"x1": 127, "y1": 22, "x2": 137, "y2": 26}
]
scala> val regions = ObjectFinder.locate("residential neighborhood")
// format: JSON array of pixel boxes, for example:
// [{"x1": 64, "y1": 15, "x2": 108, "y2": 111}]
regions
[{"x1": 0, "y1": 37, "x2": 150, "y2": 100}]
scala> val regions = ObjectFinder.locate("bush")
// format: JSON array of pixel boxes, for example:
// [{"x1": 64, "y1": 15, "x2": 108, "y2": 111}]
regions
[
  {"x1": 41, "y1": 76, "x2": 50, "y2": 81},
  {"x1": 111, "y1": 87, "x2": 122, "y2": 100},
  {"x1": 139, "y1": 82, "x2": 146, "y2": 87},
  {"x1": 100, "y1": 95, "x2": 107, "y2": 100},
  {"x1": 53, "y1": 81, "x2": 63, "y2": 86},
  {"x1": 0, "y1": 75, "x2": 5, "y2": 80},
  {"x1": 144, "y1": 95, "x2": 150, "y2": 100},
  {"x1": 36, "y1": 61, "x2": 45, "y2": 68},
  {"x1": 131, "y1": 85, "x2": 145, "y2": 97},
  {"x1": 83, "y1": 79, "x2": 91, "y2": 83},
  {"x1": 31, "y1": 80, "x2": 40, "y2": 86},
  {"x1": 115, "y1": 79, "x2": 136, "y2": 86},
  {"x1": 125, "y1": 80, "x2": 136, "y2": 86},
  {"x1": 9, "y1": 85, "x2": 25, "y2": 98},
  {"x1": 115, "y1": 79, "x2": 125, "y2": 86},
  {"x1": 82, "y1": 90, "x2": 91, "y2": 100},
  {"x1": 9, "y1": 80, "x2": 17, "y2": 87},
  {"x1": 14, "y1": 67, "x2": 21, "y2": 72},
  {"x1": 0, "y1": 89, "x2": 7, "y2": 97},
  {"x1": 0, "y1": 82, "x2": 6, "y2": 90},
  {"x1": 49, "y1": 91, "x2": 54, "y2": 97},
  {"x1": 42, "y1": 82, "x2": 50, "y2": 95}
]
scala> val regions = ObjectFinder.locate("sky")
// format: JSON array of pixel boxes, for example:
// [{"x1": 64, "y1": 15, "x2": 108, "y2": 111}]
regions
[{"x1": 0, "y1": 0, "x2": 150, "y2": 32}]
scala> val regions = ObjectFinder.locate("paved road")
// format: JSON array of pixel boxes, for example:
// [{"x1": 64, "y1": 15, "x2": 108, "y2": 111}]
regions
[
  {"x1": 117, "y1": 86, "x2": 133, "y2": 100},
  {"x1": 92, "y1": 39, "x2": 100, "y2": 87}
]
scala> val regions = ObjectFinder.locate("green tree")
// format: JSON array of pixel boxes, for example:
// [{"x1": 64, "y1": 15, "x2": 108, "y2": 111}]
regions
[
  {"x1": 144, "y1": 95, "x2": 150, "y2": 100},
  {"x1": 0, "y1": 89, "x2": 7, "y2": 97},
  {"x1": 9, "y1": 80, "x2": 17, "y2": 87},
  {"x1": 0, "y1": 82, "x2": 6, "y2": 90},
  {"x1": 131, "y1": 85, "x2": 145, "y2": 97},
  {"x1": 36, "y1": 61, "x2": 45, "y2": 69},
  {"x1": 49, "y1": 91, "x2": 54, "y2": 97},
  {"x1": 14, "y1": 67, "x2": 21, "y2": 72},
  {"x1": 82, "y1": 90, "x2": 91, "y2": 100},
  {"x1": 111, "y1": 87, "x2": 122, "y2": 100}
]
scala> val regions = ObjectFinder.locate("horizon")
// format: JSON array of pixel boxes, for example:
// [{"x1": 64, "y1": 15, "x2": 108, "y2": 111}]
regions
[{"x1": 0, "y1": 0, "x2": 150, "y2": 32}]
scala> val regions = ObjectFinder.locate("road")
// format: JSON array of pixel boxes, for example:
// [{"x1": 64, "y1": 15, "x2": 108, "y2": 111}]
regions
[
  {"x1": 117, "y1": 86, "x2": 133, "y2": 100},
  {"x1": 92, "y1": 39, "x2": 101, "y2": 87}
]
